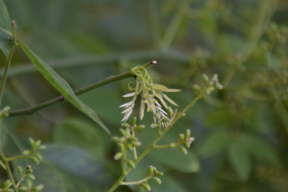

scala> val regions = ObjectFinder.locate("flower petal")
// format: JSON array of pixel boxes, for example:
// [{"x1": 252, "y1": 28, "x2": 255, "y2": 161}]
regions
[{"x1": 122, "y1": 92, "x2": 135, "y2": 97}]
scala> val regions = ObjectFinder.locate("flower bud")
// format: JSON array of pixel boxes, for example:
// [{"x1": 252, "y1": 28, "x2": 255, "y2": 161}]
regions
[
  {"x1": 38, "y1": 145, "x2": 46, "y2": 150},
  {"x1": 169, "y1": 143, "x2": 177, "y2": 148},
  {"x1": 125, "y1": 128, "x2": 130, "y2": 136},
  {"x1": 29, "y1": 138, "x2": 35, "y2": 149},
  {"x1": 185, "y1": 129, "x2": 191, "y2": 138},
  {"x1": 127, "y1": 144, "x2": 133, "y2": 151},
  {"x1": 148, "y1": 166, "x2": 154, "y2": 176},
  {"x1": 179, "y1": 134, "x2": 185, "y2": 141},
  {"x1": 34, "y1": 153, "x2": 43, "y2": 161},
  {"x1": 29, "y1": 156, "x2": 40, "y2": 164},
  {"x1": 26, "y1": 165, "x2": 33, "y2": 174},
  {"x1": 141, "y1": 183, "x2": 151, "y2": 191},
  {"x1": 193, "y1": 85, "x2": 201, "y2": 91},
  {"x1": 35, "y1": 140, "x2": 41, "y2": 147},
  {"x1": 19, "y1": 186, "x2": 29, "y2": 192},
  {"x1": 153, "y1": 177, "x2": 162, "y2": 184},
  {"x1": 131, "y1": 141, "x2": 141, "y2": 147},
  {"x1": 178, "y1": 146, "x2": 188, "y2": 155},
  {"x1": 167, "y1": 107, "x2": 174, "y2": 117},
  {"x1": 185, "y1": 141, "x2": 191, "y2": 148},
  {"x1": 132, "y1": 117, "x2": 137, "y2": 126},
  {"x1": 117, "y1": 143, "x2": 125, "y2": 152},
  {"x1": 135, "y1": 125, "x2": 145, "y2": 131},
  {"x1": 3, "y1": 189, "x2": 14, "y2": 192},
  {"x1": 2, "y1": 180, "x2": 11, "y2": 188},
  {"x1": 202, "y1": 74, "x2": 209, "y2": 82},
  {"x1": 23, "y1": 150, "x2": 30, "y2": 155},
  {"x1": 114, "y1": 152, "x2": 123, "y2": 160},
  {"x1": 111, "y1": 137, "x2": 120, "y2": 143},
  {"x1": 17, "y1": 166, "x2": 24, "y2": 176},
  {"x1": 154, "y1": 171, "x2": 163, "y2": 176},
  {"x1": 26, "y1": 174, "x2": 35, "y2": 180},
  {"x1": 127, "y1": 160, "x2": 135, "y2": 169},
  {"x1": 150, "y1": 123, "x2": 159, "y2": 128},
  {"x1": 34, "y1": 185, "x2": 44, "y2": 191},
  {"x1": 216, "y1": 82, "x2": 223, "y2": 89},
  {"x1": 120, "y1": 128, "x2": 126, "y2": 136},
  {"x1": 121, "y1": 123, "x2": 130, "y2": 128}
]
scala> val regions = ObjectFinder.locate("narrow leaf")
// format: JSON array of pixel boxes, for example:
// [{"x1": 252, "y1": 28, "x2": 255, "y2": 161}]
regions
[
  {"x1": 0, "y1": 0, "x2": 12, "y2": 57},
  {"x1": 19, "y1": 41, "x2": 110, "y2": 134}
]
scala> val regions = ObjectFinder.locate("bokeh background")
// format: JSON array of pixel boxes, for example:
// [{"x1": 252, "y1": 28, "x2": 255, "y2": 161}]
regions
[{"x1": 1, "y1": 0, "x2": 288, "y2": 191}]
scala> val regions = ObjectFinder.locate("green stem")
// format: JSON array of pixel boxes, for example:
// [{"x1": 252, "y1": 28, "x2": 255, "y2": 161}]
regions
[
  {"x1": 131, "y1": 127, "x2": 138, "y2": 160},
  {"x1": 121, "y1": 176, "x2": 152, "y2": 185},
  {"x1": 7, "y1": 62, "x2": 156, "y2": 117},
  {"x1": 6, "y1": 154, "x2": 29, "y2": 162},
  {"x1": 107, "y1": 92, "x2": 204, "y2": 192},
  {"x1": 122, "y1": 143, "x2": 127, "y2": 175},
  {"x1": 16, "y1": 174, "x2": 26, "y2": 187}
]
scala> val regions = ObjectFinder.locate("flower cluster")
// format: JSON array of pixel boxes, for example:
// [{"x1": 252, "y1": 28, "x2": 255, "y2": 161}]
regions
[
  {"x1": 120, "y1": 65, "x2": 180, "y2": 123},
  {"x1": 193, "y1": 73, "x2": 223, "y2": 94}
]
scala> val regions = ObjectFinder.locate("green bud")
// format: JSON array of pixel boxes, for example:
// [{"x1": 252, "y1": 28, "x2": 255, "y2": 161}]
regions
[
  {"x1": 135, "y1": 125, "x2": 145, "y2": 131},
  {"x1": 19, "y1": 186, "x2": 29, "y2": 192},
  {"x1": 150, "y1": 123, "x2": 159, "y2": 128},
  {"x1": 193, "y1": 85, "x2": 201, "y2": 91},
  {"x1": 185, "y1": 129, "x2": 191, "y2": 138},
  {"x1": 153, "y1": 177, "x2": 162, "y2": 184},
  {"x1": 38, "y1": 145, "x2": 46, "y2": 150},
  {"x1": 34, "y1": 185, "x2": 44, "y2": 191},
  {"x1": 3, "y1": 189, "x2": 14, "y2": 192},
  {"x1": 125, "y1": 128, "x2": 130, "y2": 136},
  {"x1": 114, "y1": 152, "x2": 123, "y2": 160},
  {"x1": 26, "y1": 165, "x2": 33, "y2": 174},
  {"x1": 29, "y1": 156, "x2": 40, "y2": 164},
  {"x1": 169, "y1": 143, "x2": 177, "y2": 148},
  {"x1": 127, "y1": 160, "x2": 135, "y2": 169},
  {"x1": 26, "y1": 174, "x2": 35, "y2": 180},
  {"x1": 148, "y1": 166, "x2": 154, "y2": 176},
  {"x1": 185, "y1": 141, "x2": 191, "y2": 148},
  {"x1": 117, "y1": 143, "x2": 125, "y2": 152},
  {"x1": 161, "y1": 118, "x2": 169, "y2": 123},
  {"x1": 167, "y1": 107, "x2": 173, "y2": 117},
  {"x1": 120, "y1": 128, "x2": 126, "y2": 136},
  {"x1": 131, "y1": 141, "x2": 141, "y2": 147},
  {"x1": 141, "y1": 183, "x2": 151, "y2": 191},
  {"x1": 153, "y1": 167, "x2": 157, "y2": 172},
  {"x1": 3, "y1": 106, "x2": 11, "y2": 112},
  {"x1": 23, "y1": 150, "x2": 30, "y2": 155},
  {"x1": 28, "y1": 138, "x2": 35, "y2": 149},
  {"x1": 27, "y1": 179, "x2": 32, "y2": 188},
  {"x1": 216, "y1": 82, "x2": 223, "y2": 89},
  {"x1": 17, "y1": 166, "x2": 24, "y2": 176},
  {"x1": 154, "y1": 171, "x2": 163, "y2": 176},
  {"x1": 2, "y1": 180, "x2": 11, "y2": 188},
  {"x1": 202, "y1": 74, "x2": 209, "y2": 82},
  {"x1": 35, "y1": 140, "x2": 41, "y2": 147},
  {"x1": 132, "y1": 117, "x2": 137, "y2": 126},
  {"x1": 34, "y1": 152, "x2": 43, "y2": 161},
  {"x1": 179, "y1": 134, "x2": 185, "y2": 141},
  {"x1": 111, "y1": 136, "x2": 120, "y2": 143},
  {"x1": 178, "y1": 146, "x2": 188, "y2": 155},
  {"x1": 119, "y1": 137, "x2": 126, "y2": 143},
  {"x1": 188, "y1": 137, "x2": 195, "y2": 143},
  {"x1": 127, "y1": 144, "x2": 133, "y2": 151},
  {"x1": 121, "y1": 123, "x2": 130, "y2": 128}
]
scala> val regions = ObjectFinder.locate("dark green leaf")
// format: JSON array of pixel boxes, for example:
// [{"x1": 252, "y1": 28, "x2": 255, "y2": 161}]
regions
[
  {"x1": 19, "y1": 40, "x2": 110, "y2": 134},
  {"x1": 0, "y1": 0, "x2": 12, "y2": 57},
  {"x1": 200, "y1": 131, "x2": 231, "y2": 158},
  {"x1": 228, "y1": 142, "x2": 252, "y2": 181}
]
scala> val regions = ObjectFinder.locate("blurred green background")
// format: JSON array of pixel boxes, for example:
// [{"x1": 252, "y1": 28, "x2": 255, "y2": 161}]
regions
[{"x1": 1, "y1": 0, "x2": 288, "y2": 191}]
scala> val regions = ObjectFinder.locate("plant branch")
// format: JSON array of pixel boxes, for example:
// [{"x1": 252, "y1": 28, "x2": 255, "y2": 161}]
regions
[
  {"x1": 7, "y1": 62, "x2": 156, "y2": 117},
  {"x1": 107, "y1": 91, "x2": 205, "y2": 192},
  {"x1": 121, "y1": 176, "x2": 152, "y2": 185}
]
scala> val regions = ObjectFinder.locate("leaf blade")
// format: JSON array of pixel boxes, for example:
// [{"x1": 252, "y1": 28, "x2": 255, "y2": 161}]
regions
[
  {"x1": 0, "y1": 0, "x2": 12, "y2": 57},
  {"x1": 19, "y1": 40, "x2": 110, "y2": 134}
]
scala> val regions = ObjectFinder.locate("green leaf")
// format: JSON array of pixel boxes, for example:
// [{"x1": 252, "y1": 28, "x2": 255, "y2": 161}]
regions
[
  {"x1": 239, "y1": 134, "x2": 278, "y2": 165},
  {"x1": 0, "y1": 0, "x2": 12, "y2": 57},
  {"x1": 19, "y1": 41, "x2": 110, "y2": 134},
  {"x1": 200, "y1": 131, "x2": 231, "y2": 158},
  {"x1": 228, "y1": 142, "x2": 252, "y2": 181}
]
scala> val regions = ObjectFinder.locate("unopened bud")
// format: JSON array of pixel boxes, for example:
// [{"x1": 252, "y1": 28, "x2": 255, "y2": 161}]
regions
[
  {"x1": 121, "y1": 123, "x2": 130, "y2": 128},
  {"x1": 193, "y1": 85, "x2": 201, "y2": 91},
  {"x1": 29, "y1": 156, "x2": 40, "y2": 164},
  {"x1": 185, "y1": 129, "x2": 191, "y2": 138},
  {"x1": 178, "y1": 146, "x2": 188, "y2": 155},
  {"x1": 17, "y1": 166, "x2": 24, "y2": 176},
  {"x1": 202, "y1": 74, "x2": 209, "y2": 82},
  {"x1": 150, "y1": 123, "x2": 159, "y2": 128},
  {"x1": 111, "y1": 136, "x2": 120, "y2": 143},
  {"x1": 127, "y1": 160, "x2": 135, "y2": 169},
  {"x1": 34, "y1": 152, "x2": 43, "y2": 161},
  {"x1": 118, "y1": 143, "x2": 125, "y2": 152},
  {"x1": 185, "y1": 141, "x2": 191, "y2": 148},
  {"x1": 19, "y1": 186, "x2": 29, "y2": 191},
  {"x1": 154, "y1": 171, "x2": 164, "y2": 176},
  {"x1": 170, "y1": 143, "x2": 177, "y2": 148},
  {"x1": 216, "y1": 82, "x2": 223, "y2": 89},
  {"x1": 132, "y1": 117, "x2": 137, "y2": 126},
  {"x1": 127, "y1": 144, "x2": 133, "y2": 151},
  {"x1": 114, "y1": 152, "x2": 123, "y2": 160},
  {"x1": 135, "y1": 125, "x2": 145, "y2": 131},
  {"x1": 148, "y1": 166, "x2": 154, "y2": 176},
  {"x1": 141, "y1": 183, "x2": 151, "y2": 191},
  {"x1": 179, "y1": 134, "x2": 185, "y2": 141},
  {"x1": 131, "y1": 141, "x2": 141, "y2": 147},
  {"x1": 2, "y1": 180, "x2": 11, "y2": 188},
  {"x1": 153, "y1": 177, "x2": 162, "y2": 184},
  {"x1": 26, "y1": 174, "x2": 35, "y2": 180},
  {"x1": 34, "y1": 185, "x2": 44, "y2": 191}
]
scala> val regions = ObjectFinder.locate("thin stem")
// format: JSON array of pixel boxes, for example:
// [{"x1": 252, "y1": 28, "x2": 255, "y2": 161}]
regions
[
  {"x1": 7, "y1": 62, "x2": 156, "y2": 117},
  {"x1": 121, "y1": 176, "x2": 152, "y2": 185},
  {"x1": 131, "y1": 127, "x2": 138, "y2": 160},
  {"x1": 107, "y1": 92, "x2": 204, "y2": 192},
  {"x1": 16, "y1": 174, "x2": 26, "y2": 187},
  {"x1": 6, "y1": 154, "x2": 29, "y2": 162},
  {"x1": 154, "y1": 144, "x2": 171, "y2": 149},
  {"x1": 122, "y1": 143, "x2": 127, "y2": 175}
]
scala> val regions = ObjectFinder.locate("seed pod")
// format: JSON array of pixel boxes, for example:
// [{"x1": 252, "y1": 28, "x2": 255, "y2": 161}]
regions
[
  {"x1": 153, "y1": 177, "x2": 162, "y2": 184},
  {"x1": 121, "y1": 123, "x2": 130, "y2": 128},
  {"x1": 127, "y1": 160, "x2": 135, "y2": 169},
  {"x1": 114, "y1": 152, "x2": 123, "y2": 160},
  {"x1": 179, "y1": 134, "x2": 185, "y2": 141},
  {"x1": 132, "y1": 117, "x2": 137, "y2": 126},
  {"x1": 148, "y1": 166, "x2": 154, "y2": 176},
  {"x1": 185, "y1": 129, "x2": 191, "y2": 138},
  {"x1": 141, "y1": 183, "x2": 151, "y2": 191},
  {"x1": 178, "y1": 146, "x2": 188, "y2": 155},
  {"x1": 17, "y1": 166, "x2": 24, "y2": 176},
  {"x1": 26, "y1": 174, "x2": 35, "y2": 180},
  {"x1": 150, "y1": 123, "x2": 159, "y2": 128}
]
